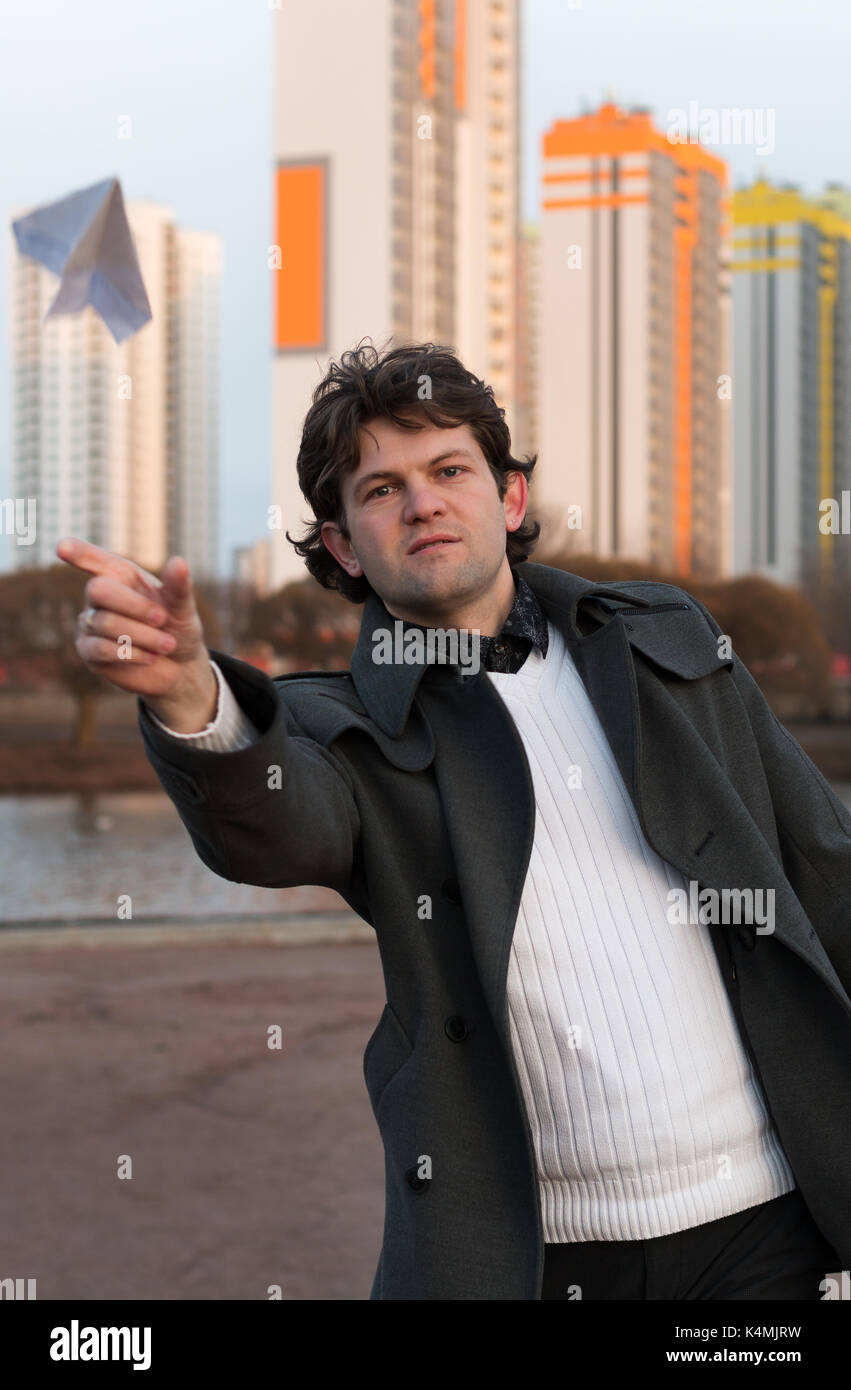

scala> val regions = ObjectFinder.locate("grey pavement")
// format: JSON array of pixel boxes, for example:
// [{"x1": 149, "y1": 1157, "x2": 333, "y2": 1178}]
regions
[{"x1": 0, "y1": 929, "x2": 387, "y2": 1300}]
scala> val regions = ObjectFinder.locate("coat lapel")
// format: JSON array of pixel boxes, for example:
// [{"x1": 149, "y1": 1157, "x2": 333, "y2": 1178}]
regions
[{"x1": 416, "y1": 670, "x2": 535, "y2": 1039}]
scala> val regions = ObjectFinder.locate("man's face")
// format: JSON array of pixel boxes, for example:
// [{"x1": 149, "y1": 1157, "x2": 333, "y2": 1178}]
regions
[{"x1": 320, "y1": 413, "x2": 527, "y2": 623}]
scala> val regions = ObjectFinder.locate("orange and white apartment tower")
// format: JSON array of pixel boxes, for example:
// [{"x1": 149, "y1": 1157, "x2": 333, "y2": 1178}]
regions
[
  {"x1": 270, "y1": 0, "x2": 522, "y2": 591},
  {"x1": 536, "y1": 101, "x2": 732, "y2": 578}
]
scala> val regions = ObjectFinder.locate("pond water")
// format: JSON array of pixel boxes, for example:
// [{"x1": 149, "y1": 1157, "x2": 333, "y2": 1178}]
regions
[
  {"x1": 2, "y1": 783, "x2": 850, "y2": 926},
  {"x1": 0, "y1": 791, "x2": 345, "y2": 924}
]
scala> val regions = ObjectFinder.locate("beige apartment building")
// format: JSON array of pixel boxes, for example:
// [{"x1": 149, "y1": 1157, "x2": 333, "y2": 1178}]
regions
[
  {"x1": 270, "y1": 0, "x2": 521, "y2": 591},
  {"x1": 10, "y1": 200, "x2": 220, "y2": 577}
]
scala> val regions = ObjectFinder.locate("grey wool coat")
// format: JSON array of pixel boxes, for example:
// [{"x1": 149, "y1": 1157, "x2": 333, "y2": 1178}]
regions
[{"x1": 137, "y1": 561, "x2": 851, "y2": 1299}]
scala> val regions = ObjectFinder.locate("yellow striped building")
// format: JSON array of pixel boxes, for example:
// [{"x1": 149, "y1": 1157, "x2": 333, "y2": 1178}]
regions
[{"x1": 731, "y1": 178, "x2": 851, "y2": 590}]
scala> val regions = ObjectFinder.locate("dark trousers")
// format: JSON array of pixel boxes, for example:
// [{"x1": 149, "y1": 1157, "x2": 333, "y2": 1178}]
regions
[{"x1": 541, "y1": 1189, "x2": 842, "y2": 1300}]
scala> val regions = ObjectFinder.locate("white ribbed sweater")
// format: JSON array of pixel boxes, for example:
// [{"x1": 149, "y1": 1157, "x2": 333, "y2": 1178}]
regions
[
  {"x1": 485, "y1": 620, "x2": 795, "y2": 1241},
  {"x1": 148, "y1": 635, "x2": 796, "y2": 1242}
]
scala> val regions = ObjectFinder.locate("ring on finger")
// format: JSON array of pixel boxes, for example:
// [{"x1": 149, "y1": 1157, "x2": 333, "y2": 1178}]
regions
[{"x1": 84, "y1": 607, "x2": 98, "y2": 633}]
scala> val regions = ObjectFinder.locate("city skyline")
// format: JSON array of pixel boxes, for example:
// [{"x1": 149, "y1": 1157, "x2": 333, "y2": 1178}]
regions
[{"x1": 2, "y1": 0, "x2": 850, "y2": 582}]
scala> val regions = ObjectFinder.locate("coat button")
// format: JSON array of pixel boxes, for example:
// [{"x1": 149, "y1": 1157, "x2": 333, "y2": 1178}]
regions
[
  {"x1": 405, "y1": 1166, "x2": 431, "y2": 1193},
  {"x1": 444, "y1": 1015, "x2": 469, "y2": 1042},
  {"x1": 441, "y1": 877, "x2": 461, "y2": 905}
]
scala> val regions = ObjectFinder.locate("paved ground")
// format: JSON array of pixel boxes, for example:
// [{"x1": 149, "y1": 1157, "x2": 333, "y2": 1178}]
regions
[{"x1": 0, "y1": 924, "x2": 389, "y2": 1300}]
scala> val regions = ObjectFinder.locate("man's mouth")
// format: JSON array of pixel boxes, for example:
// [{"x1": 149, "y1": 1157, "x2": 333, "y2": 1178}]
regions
[{"x1": 410, "y1": 539, "x2": 459, "y2": 555}]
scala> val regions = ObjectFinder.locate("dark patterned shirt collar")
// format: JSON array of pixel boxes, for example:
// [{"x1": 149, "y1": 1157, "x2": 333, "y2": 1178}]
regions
[{"x1": 396, "y1": 568, "x2": 549, "y2": 674}]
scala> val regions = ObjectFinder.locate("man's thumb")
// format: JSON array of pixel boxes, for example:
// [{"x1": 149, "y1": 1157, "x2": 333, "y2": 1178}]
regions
[{"x1": 158, "y1": 555, "x2": 195, "y2": 618}]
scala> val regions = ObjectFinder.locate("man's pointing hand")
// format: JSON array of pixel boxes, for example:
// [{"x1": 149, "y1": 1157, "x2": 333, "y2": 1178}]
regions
[{"x1": 56, "y1": 537, "x2": 218, "y2": 732}]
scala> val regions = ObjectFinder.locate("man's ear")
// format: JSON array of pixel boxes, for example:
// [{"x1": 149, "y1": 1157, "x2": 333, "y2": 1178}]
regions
[
  {"x1": 321, "y1": 519, "x2": 364, "y2": 578},
  {"x1": 504, "y1": 469, "x2": 528, "y2": 532}
]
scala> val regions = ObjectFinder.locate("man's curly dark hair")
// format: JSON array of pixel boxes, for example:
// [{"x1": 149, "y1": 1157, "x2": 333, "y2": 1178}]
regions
[{"x1": 285, "y1": 338, "x2": 541, "y2": 604}]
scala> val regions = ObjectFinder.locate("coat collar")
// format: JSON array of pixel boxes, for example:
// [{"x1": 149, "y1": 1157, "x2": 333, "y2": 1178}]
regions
[{"x1": 349, "y1": 562, "x2": 650, "y2": 738}]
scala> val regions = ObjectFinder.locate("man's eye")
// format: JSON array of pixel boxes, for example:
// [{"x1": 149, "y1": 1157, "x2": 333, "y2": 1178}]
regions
[{"x1": 366, "y1": 467, "x2": 464, "y2": 500}]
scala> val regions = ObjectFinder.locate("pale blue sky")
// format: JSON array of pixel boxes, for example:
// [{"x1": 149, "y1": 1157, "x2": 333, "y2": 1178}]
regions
[{"x1": 1, "y1": 0, "x2": 848, "y2": 576}]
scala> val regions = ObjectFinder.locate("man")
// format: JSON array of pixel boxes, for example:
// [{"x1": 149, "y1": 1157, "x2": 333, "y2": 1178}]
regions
[{"x1": 58, "y1": 340, "x2": 851, "y2": 1301}]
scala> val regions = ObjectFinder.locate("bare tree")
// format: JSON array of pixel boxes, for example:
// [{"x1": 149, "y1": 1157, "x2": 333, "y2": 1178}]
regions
[
  {"x1": 0, "y1": 562, "x2": 220, "y2": 746},
  {"x1": 240, "y1": 576, "x2": 361, "y2": 672},
  {"x1": 538, "y1": 550, "x2": 834, "y2": 717}
]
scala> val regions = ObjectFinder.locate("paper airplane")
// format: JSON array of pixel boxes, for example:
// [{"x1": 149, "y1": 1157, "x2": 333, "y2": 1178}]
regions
[{"x1": 11, "y1": 176, "x2": 152, "y2": 344}]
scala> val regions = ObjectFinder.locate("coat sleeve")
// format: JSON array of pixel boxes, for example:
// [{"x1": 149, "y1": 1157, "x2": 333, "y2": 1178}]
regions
[
  {"x1": 689, "y1": 593, "x2": 851, "y2": 993},
  {"x1": 136, "y1": 647, "x2": 364, "y2": 906}
]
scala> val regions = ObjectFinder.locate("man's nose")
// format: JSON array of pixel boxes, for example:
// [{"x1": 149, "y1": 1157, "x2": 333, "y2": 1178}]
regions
[{"x1": 402, "y1": 483, "x2": 447, "y2": 522}]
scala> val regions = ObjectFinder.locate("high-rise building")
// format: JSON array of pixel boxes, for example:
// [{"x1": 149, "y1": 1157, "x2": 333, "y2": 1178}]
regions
[
  {"x1": 731, "y1": 178, "x2": 851, "y2": 590},
  {"x1": 269, "y1": 0, "x2": 522, "y2": 592},
  {"x1": 168, "y1": 227, "x2": 222, "y2": 579},
  {"x1": 9, "y1": 200, "x2": 221, "y2": 577},
  {"x1": 514, "y1": 221, "x2": 540, "y2": 465},
  {"x1": 536, "y1": 101, "x2": 732, "y2": 578},
  {"x1": 234, "y1": 536, "x2": 271, "y2": 598},
  {"x1": 818, "y1": 185, "x2": 851, "y2": 606}
]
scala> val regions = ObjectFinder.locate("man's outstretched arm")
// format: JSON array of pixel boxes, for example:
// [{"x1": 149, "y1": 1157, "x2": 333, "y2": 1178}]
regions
[
  {"x1": 56, "y1": 538, "x2": 363, "y2": 905},
  {"x1": 136, "y1": 647, "x2": 363, "y2": 900},
  {"x1": 144, "y1": 657, "x2": 260, "y2": 751}
]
